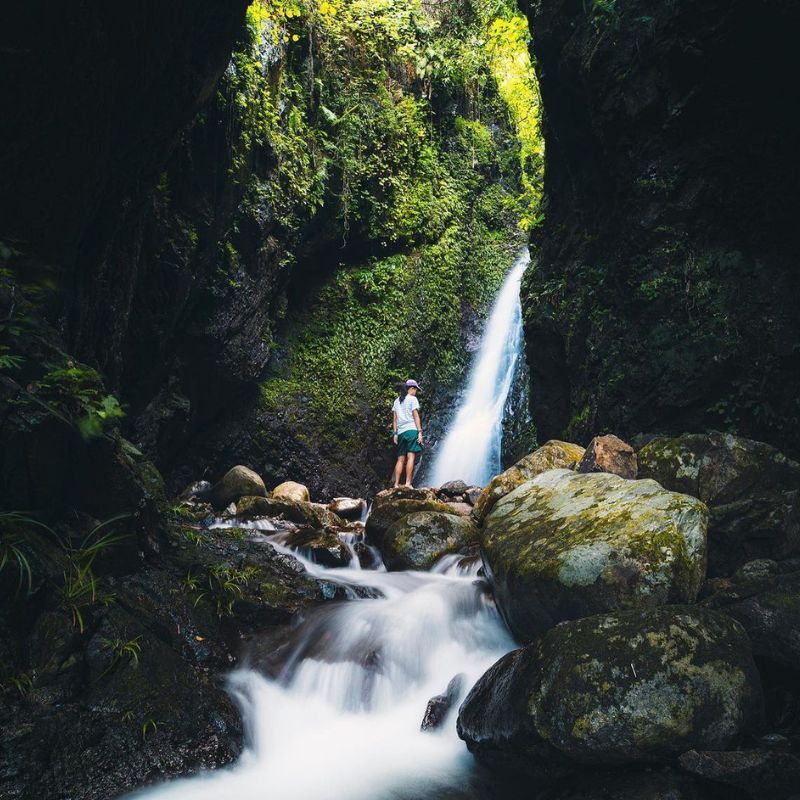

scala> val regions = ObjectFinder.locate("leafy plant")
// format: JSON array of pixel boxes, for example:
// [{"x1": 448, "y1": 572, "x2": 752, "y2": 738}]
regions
[
  {"x1": 96, "y1": 635, "x2": 142, "y2": 680},
  {"x1": 56, "y1": 514, "x2": 130, "y2": 632},
  {"x1": 186, "y1": 563, "x2": 259, "y2": 617}
]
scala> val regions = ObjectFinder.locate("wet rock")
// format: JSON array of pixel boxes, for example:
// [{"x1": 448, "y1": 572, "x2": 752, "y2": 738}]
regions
[
  {"x1": 281, "y1": 528, "x2": 351, "y2": 567},
  {"x1": 208, "y1": 465, "x2": 267, "y2": 508},
  {"x1": 329, "y1": 497, "x2": 366, "y2": 520},
  {"x1": 577, "y1": 434, "x2": 638, "y2": 479},
  {"x1": 465, "y1": 486, "x2": 482, "y2": 505},
  {"x1": 272, "y1": 480, "x2": 310, "y2": 502},
  {"x1": 235, "y1": 496, "x2": 345, "y2": 529},
  {"x1": 439, "y1": 480, "x2": 469, "y2": 497},
  {"x1": 703, "y1": 562, "x2": 800, "y2": 671},
  {"x1": 375, "y1": 486, "x2": 437, "y2": 503},
  {"x1": 444, "y1": 501, "x2": 474, "y2": 517},
  {"x1": 365, "y1": 495, "x2": 453, "y2": 549},
  {"x1": 481, "y1": 469, "x2": 708, "y2": 640},
  {"x1": 472, "y1": 440, "x2": 586, "y2": 523},
  {"x1": 178, "y1": 479, "x2": 213, "y2": 502},
  {"x1": 678, "y1": 748, "x2": 800, "y2": 799},
  {"x1": 638, "y1": 432, "x2": 800, "y2": 576},
  {"x1": 458, "y1": 607, "x2": 763, "y2": 767},
  {"x1": 382, "y1": 512, "x2": 479, "y2": 571},
  {"x1": 421, "y1": 673, "x2": 465, "y2": 731}
]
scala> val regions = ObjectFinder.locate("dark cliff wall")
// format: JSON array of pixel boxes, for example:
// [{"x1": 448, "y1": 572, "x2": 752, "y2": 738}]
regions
[{"x1": 520, "y1": 0, "x2": 800, "y2": 455}]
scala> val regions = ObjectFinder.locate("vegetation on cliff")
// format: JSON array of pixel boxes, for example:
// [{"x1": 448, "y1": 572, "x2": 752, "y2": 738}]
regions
[{"x1": 218, "y1": 0, "x2": 543, "y2": 489}]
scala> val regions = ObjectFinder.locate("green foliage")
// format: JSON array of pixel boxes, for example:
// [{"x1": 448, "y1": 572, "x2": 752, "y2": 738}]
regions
[
  {"x1": 242, "y1": 0, "x2": 539, "y2": 461},
  {"x1": 57, "y1": 515, "x2": 130, "y2": 632},
  {"x1": 17, "y1": 362, "x2": 125, "y2": 440},
  {"x1": 185, "y1": 562, "x2": 259, "y2": 617}
]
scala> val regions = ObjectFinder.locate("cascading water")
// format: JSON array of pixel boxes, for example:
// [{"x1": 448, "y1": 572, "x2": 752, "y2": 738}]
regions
[
  {"x1": 127, "y1": 525, "x2": 515, "y2": 800},
  {"x1": 124, "y1": 255, "x2": 537, "y2": 800},
  {"x1": 428, "y1": 249, "x2": 530, "y2": 487}
]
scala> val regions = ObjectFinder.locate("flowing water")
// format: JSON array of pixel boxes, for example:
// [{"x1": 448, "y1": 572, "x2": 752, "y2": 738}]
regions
[
  {"x1": 127, "y1": 258, "x2": 530, "y2": 800},
  {"x1": 428, "y1": 249, "x2": 529, "y2": 487},
  {"x1": 129, "y1": 534, "x2": 515, "y2": 800}
]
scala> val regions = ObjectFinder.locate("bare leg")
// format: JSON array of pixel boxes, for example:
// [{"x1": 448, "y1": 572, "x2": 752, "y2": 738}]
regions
[
  {"x1": 404, "y1": 452, "x2": 416, "y2": 486},
  {"x1": 393, "y1": 456, "x2": 406, "y2": 488}
]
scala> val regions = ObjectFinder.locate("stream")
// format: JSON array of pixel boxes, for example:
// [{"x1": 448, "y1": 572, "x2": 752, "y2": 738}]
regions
[{"x1": 128, "y1": 254, "x2": 529, "y2": 800}]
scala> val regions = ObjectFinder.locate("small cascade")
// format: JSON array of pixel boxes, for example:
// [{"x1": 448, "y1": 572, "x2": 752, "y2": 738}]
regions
[
  {"x1": 428, "y1": 249, "x2": 530, "y2": 487},
  {"x1": 128, "y1": 525, "x2": 514, "y2": 800}
]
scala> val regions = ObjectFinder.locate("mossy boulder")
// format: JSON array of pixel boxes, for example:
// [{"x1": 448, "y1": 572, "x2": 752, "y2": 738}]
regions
[
  {"x1": 481, "y1": 469, "x2": 708, "y2": 640},
  {"x1": 208, "y1": 465, "x2": 266, "y2": 508},
  {"x1": 272, "y1": 480, "x2": 310, "y2": 502},
  {"x1": 235, "y1": 496, "x2": 345, "y2": 530},
  {"x1": 458, "y1": 607, "x2": 763, "y2": 766},
  {"x1": 638, "y1": 432, "x2": 800, "y2": 576},
  {"x1": 381, "y1": 511, "x2": 478, "y2": 571},
  {"x1": 472, "y1": 440, "x2": 585, "y2": 523},
  {"x1": 365, "y1": 492, "x2": 453, "y2": 548}
]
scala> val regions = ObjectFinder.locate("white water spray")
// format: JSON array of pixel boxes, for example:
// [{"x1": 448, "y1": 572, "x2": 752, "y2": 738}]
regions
[
  {"x1": 126, "y1": 532, "x2": 514, "y2": 800},
  {"x1": 428, "y1": 249, "x2": 529, "y2": 487}
]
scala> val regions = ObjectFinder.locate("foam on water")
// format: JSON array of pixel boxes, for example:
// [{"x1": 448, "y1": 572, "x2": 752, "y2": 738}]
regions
[{"x1": 126, "y1": 538, "x2": 514, "y2": 800}]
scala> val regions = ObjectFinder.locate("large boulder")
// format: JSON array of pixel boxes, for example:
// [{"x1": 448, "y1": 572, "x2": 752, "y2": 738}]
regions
[
  {"x1": 472, "y1": 440, "x2": 586, "y2": 523},
  {"x1": 703, "y1": 560, "x2": 800, "y2": 671},
  {"x1": 481, "y1": 469, "x2": 708, "y2": 640},
  {"x1": 577, "y1": 434, "x2": 638, "y2": 479},
  {"x1": 638, "y1": 432, "x2": 800, "y2": 576},
  {"x1": 458, "y1": 607, "x2": 763, "y2": 767},
  {"x1": 208, "y1": 466, "x2": 267, "y2": 508},
  {"x1": 381, "y1": 511, "x2": 478, "y2": 571},
  {"x1": 272, "y1": 481, "x2": 310, "y2": 503},
  {"x1": 236, "y1": 496, "x2": 345, "y2": 530},
  {"x1": 365, "y1": 489, "x2": 452, "y2": 548}
]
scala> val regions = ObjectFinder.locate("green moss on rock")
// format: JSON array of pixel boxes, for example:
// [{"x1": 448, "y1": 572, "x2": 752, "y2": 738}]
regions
[
  {"x1": 381, "y1": 511, "x2": 478, "y2": 571},
  {"x1": 472, "y1": 440, "x2": 586, "y2": 522},
  {"x1": 481, "y1": 469, "x2": 708, "y2": 640},
  {"x1": 458, "y1": 606, "x2": 763, "y2": 766}
]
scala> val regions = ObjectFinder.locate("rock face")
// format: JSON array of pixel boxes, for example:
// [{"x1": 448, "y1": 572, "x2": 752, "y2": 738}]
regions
[
  {"x1": 520, "y1": 0, "x2": 800, "y2": 456},
  {"x1": 704, "y1": 561, "x2": 800, "y2": 671},
  {"x1": 365, "y1": 489, "x2": 453, "y2": 549},
  {"x1": 272, "y1": 481, "x2": 310, "y2": 503},
  {"x1": 208, "y1": 466, "x2": 267, "y2": 509},
  {"x1": 638, "y1": 432, "x2": 800, "y2": 576},
  {"x1": 458, "y1": 607, "x2": 763, "y2": 767},
  {"x1": 577, "y1": 434, "x2": 637, "y2": 479},
  {"x1": 381, "y1": 512, "x2": 478, "y2": 571},
  {"x1": 481, "y1": 469, "x2": 708, "y2": 640},
  {"x1": 472, "y1": 440, "x2": 585, "y2": 523}
]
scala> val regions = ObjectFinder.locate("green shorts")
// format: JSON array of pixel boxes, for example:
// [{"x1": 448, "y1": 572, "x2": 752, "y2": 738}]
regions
[{"x1": 396, "y1": 429, "x2": 423, "y2": 455}]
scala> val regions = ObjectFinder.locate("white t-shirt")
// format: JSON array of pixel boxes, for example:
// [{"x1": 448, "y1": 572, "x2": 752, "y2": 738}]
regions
[{"x1": 392, "y1": 395, "x2": 420, "y2": 434}]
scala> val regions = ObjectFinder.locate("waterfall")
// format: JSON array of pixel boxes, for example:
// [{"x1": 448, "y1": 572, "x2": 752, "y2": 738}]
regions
[
  {"x1": 126, "y1": 531, "x2": 514, "y2": 800},
  {"x1": 428, "y1": 248, "x2": 530, "y2": 487}
]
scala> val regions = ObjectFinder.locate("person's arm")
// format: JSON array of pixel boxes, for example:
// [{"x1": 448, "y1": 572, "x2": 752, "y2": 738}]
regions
[
  {"x1": 392, "y1": 409, "x2": 398, "y2": 445},
  {"x1": 413, "y1": 408, "x2": 423, "y2": 444}
]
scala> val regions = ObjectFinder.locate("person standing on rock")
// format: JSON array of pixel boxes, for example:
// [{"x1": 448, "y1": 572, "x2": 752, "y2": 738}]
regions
[{"x1": 391, "y1": 379, "x2": 424, "y2": 487}]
